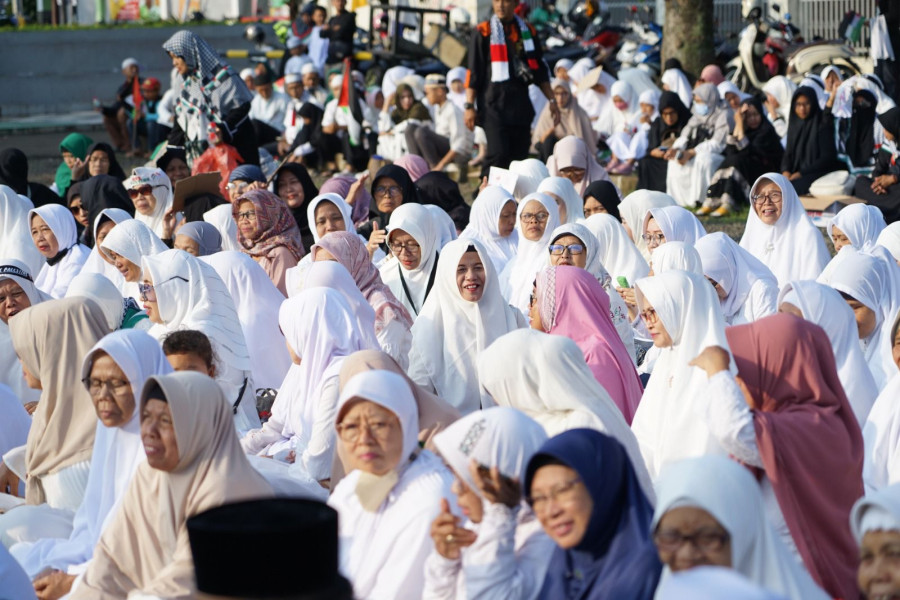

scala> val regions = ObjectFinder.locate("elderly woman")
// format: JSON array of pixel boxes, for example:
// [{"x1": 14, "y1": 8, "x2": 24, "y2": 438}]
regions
[
  {"x1": 851, "y1": 483, "x2": 900, "y2": 600},
  {"x1": 173, "y1": 221, "x2": 222, "y2": 256},
  {"x1": 123, "y1": 167, "x2": 174, "y2": 242},
  {"x1": 423, "y1": 407, "x2": 554, "y2": 599},
  {"x1": 524, "y1": 429, "x2": 662, "y2": 599},
  {"x1": 532, "y1": 79, "x2": 597, "y2": 162},
  {"x1": 29, "y1": 204, "x2": 91, "y2": 299},
  {"x1": 100, "y1": 219, "x2": 169, "y2": 303},
  {"x1": 546, "y1": 135, "x2": 611, "y2": 196},
  {"x1": 379, "y1": 203, "x2": 440, "y2": 318},
  {"x1": 69, "y1": 372, "x2": 274, "y2": 598},
  {"x1": 359, "y1": 165, "x2": 420, "y2": 256},
  {"x1": 328, "y1": 369, "x2": 454, "y2": 599}
]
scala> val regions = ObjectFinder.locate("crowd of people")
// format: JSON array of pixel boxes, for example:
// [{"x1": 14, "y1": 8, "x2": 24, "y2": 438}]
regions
[{"x1": 2, "y1": 0, "x2": 900, "y2": 597}]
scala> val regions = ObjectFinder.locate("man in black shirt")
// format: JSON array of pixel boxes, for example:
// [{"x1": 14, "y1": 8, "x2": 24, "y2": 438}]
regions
[
  {"x1": 325, "y1": 0, "x2": 356, "y2": 63},
  {"x1": 465, "y1": 0, "x2": 559, "y2": 177}
]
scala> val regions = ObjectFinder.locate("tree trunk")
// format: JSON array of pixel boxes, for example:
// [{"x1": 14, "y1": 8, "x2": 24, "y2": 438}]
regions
[{"x1": 662, "y1": 0, "x2": 715, "y2": 77}]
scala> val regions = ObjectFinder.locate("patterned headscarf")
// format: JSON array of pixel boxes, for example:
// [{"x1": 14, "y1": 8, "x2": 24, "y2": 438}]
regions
[{"x1": 233, "y1": 190, "x2": 305, "y2": 261}]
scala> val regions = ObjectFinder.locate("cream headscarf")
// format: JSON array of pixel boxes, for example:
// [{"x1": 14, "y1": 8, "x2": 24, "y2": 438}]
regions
[
  {"x1": 584, "y1": 213, "x2": 649, "y2": 286},
  {"x1": 9, "y1": 297, "x2": 111, "y2": 503},
  {"x1": 501, "y1": 192, "x2": 560, "y2": 315},
  {"x1": 79, "y1": 208, "x2": 132, "y2": 293},
  {"x1": 71, "y1": 372, "x2": 274, "y2": 599}
]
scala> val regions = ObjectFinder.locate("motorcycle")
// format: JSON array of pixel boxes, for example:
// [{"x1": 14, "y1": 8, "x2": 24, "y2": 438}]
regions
[{"x1": 614, "y1": 6, "x2": 662, "y2": 79}]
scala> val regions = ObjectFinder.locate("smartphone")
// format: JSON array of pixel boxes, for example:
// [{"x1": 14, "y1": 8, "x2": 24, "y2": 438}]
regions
[{"x1": 617, "y1": 276, "x2": 630, "y2": 289}]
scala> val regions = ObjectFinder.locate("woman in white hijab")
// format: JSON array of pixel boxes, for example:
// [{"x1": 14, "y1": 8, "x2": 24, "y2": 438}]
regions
[
  {"x1": 617, "y1": 189, "x2": 677, "y2": 259},
  {"x1": 141, "y1": 249, "x2": 260, "y2": 434},
  {"x1": 65, "y1": 272, "x2": 151, "y2": 332},
  {"x1": 2, "y1": 297, "x2": 111, "y2": 546},
  {"x1": 69, "y1": 372, "x2": 275, "y2": 599},
  {"x1": 12, "y1": 330, "x2": 172, "y2": 590},
  {"x1": 739, "y1": 173, "x2": 830, "y2": 287},
  {"x1": 501, "y1": 192, "x2": 561, "y2": 316},
  {"x1": 652, "y1": 456, "x2": 830, "y2": 600},
  {"x1": 824, "y1": 247, "x2": 900, "y2": 390},
  {"x1": 478, "y1": 328, "x2": 654, "y2": 502},
  {"x1": 631, "y1": 270, "x2": 734, "y2": 479},
  {"x1": 241, "y1": 288, "x2": 372, "y2": 483},
  {"x1": 409, "y1": 239, "x2": 526, "y2": 415},
  {"x1": 0, "y1": 259, "x2": 50, "y2": 406},
  {"x1": 379, "y1": 203, "x2": 440, "y2": 318},
  {"x1": 661, "y1": 66, "x2": 693, "y2": 109},
  {"x1": 665, "y1": 84, "x2": 731, "y2": 209},
  {"x1": 695, "y1": 232, "x2": 779, "y2": 325},
  {"x1": 423, "y1": 407, "x2": 554, "y2": 600},
  {"x1": 828, "y1": 203, "x2": 887, "y2": 253},
  {"x1": 458, "y1": 186, "x2": 519, "y2": 274},
  {"x1": 779, "y1": 280, "x2": 878, "y2": 425},
  {"x1": 643, "y1": 205, "x2": 707, "y2": 250},
  {"x1": 100, "y1": 218, "x2": 169, "y2": 303},
  {"x1": 877, "y1": 222, "x2": 900, "y2": 264},
  {"x1": 584, "y1": 213, "x2": 650, "y2": 287},
  {"x1": 762, "y1": 76, "x2": 797, "y2": 140},
  {"x1": 202, "y1": 251, "x2": 292, "y2": 391},
  {"x1": 596, "y1": 80, "x2": 639, "y2": 139},
  {"x1": 537, "y1": 176, "x2": 584, "y2": 225},
  {"x1": 508, "y1": 159, "x2": 550, "y2": 201},
  {"x1": 28, "y1": 204, "x2": 90, "y2": 299},
  {"x1": 307, "y1": 193, "x2": 355, "y2": 245},
  {"x1": 329, "y1": 369, "x2": 454, "y2": 600},
  {"x1": 650, "y1": 241, "x2": 704, "y2": 276},
  {"x1": 203, "y1": 203, "x2": 242, "y2": 252},
  {"x1": 123, "y1": 167, "x2": 174, "y2": 241},
  {"x1": 864, "y1": 314, "x2": 900, "y2": 492},
  {"x1": 0, "y1": 185, "x2": 43, "y2": 277},
  {"x1": 850, "y1": 483, "x2": 900, "y2": 600},
  {"x1": 78, "y1": 208, "x2": 132, "y2": 292}
]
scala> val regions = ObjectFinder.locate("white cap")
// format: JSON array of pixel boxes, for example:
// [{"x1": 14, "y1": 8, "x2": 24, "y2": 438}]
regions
[
  {"x1": 285, "y1": 73, "x2": 303, "y2": 85},
  {"x1": 300, "y1": 63, "x2": 318, "y2": 76},
  {"x1": 240, "y1": 68, "x2": 255, "y2": 80},
  {"x1": 121, "y1": 57, "x2": 139, "y2": 71},
  {"x1": 286, "y1": 35, "x2": 303, "y2": 50}
]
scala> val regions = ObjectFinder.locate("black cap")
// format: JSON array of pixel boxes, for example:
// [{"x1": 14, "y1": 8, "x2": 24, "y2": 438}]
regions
[{"x1": 188, "y1": 498, "x2": 348, "y2": 598}]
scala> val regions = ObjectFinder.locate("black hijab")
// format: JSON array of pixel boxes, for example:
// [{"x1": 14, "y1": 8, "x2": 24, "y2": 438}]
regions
[
  {"x1": 845, "y1": 90, "x2": 877, "y2": 168},
  {"x1": 649, "y1": 92, "x2": 692, "y2": 149},
  {"x1": 582, "y1": 180, "x2": 622, "y2": 222},
  {"x1": 0, "y1": 148, "x2": 29, "y2": 194},
  {"x1": 416, "y1": 171, "x2": 470, "y2": 232},
  {"x1": 79, "y1": 174, "x2": 135, "y2": 247},
  {"x1": 371, "y1": 164, "x2": 418, "y2": 221},
  {"x1": 740, "y1": 96, "x2": 784, "y2": 164},
  {"x1": 273, "y1": 163, "x2": 319, "y2": 249},
  {"x1": 156, "y1": 146, "x2": 188, "y2": 174},
  {"x1": 181, "y1": 192, "x2": 227, "y2": 223},
  {"x1": 81, "y1": 142, "x2": 127, "y2": 182},
  {"x1": 782, "y1": 86, "x2": 835, "y2": 174},
  {"x1": 879, "y1": 107, "x2": 900, "y2": 140},
  {"x1": 294, "y1": 103, "x2": 325, "y2": 151}
]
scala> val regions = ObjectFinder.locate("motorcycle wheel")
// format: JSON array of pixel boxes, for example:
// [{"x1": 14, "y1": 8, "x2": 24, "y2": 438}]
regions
[{"x1": 725, "y1": 64, "x2": 753, "y2": 93}]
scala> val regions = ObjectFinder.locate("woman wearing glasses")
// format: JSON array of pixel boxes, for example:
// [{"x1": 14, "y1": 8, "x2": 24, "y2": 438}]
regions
[
  {"x1": 640, "y1": 205, "x2": 707, "y2": 256},
  {"x1": 362, "y1": 165, "x2": 420, "y2": 257},
  {"x1": 123, "y1": 167, "x2": 174, "y2": 242},
  {"x1": 500, "y1": 192, "x2": 560, "y2": 316},
  {"x1": 329, "y1": 369, "x2": 454, "y2": 599},
  {"x1": 379, "y1": 203, "x2": 440, "y2": 319},
  {"x1": 100, "y1": 219, "x2": 169, "y2": 304},
  {"x1": 739, "y1": 173, "x2": 830, "y2": 287},
  {"x1": 651, "y1": 456, "x2": 830, "y2": 599}
]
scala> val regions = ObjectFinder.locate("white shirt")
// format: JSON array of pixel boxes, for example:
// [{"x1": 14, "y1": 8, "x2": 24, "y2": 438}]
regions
[
  {"x1": 431, "y1": 99, "x2": 473, "y2": 156},
  {"x1": 250, "y1": 90, "x2": 291, "y2": 131}
]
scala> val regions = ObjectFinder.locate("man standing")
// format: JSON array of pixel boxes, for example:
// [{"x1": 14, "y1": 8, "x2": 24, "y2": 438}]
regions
[
  {"x1": 465, "y1": 0, "x2": 559, "y2": 177},
  {"x1": 406, "y1": 74, "x2": 474, "y2": 175}
]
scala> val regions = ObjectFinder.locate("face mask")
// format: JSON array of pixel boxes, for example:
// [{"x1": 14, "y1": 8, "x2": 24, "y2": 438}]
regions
[
  {"x1": 614, "y1": 101, "x2": 629, "y2": 111},
  {"x1": 693, "y1": 103, "x2": 710, "y2": 116}
]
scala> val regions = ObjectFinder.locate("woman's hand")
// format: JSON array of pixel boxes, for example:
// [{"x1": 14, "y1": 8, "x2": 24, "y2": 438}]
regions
[
  {"x1": 469, "y1": 460, "x2": 520, "y2": 509},
  {"x1": 33, "y1": 570, "x2": 76, "y2": 600},
  {"x1": 0, "y1": 462, "x2": 20, "y2": 496},
  {"x1": 162, "y1": 208, "x2": 177, "y2": 242},
  {"x1": 650, "y1": 148, "x2": 666, "y2": 159},
  {"x1": 70, "y1": 158, "x2": 86, "y2": 181},
  {"x1": 346, "y1": 172, "x2": 369, "y2": 207},
  {"x1": 24, "y1": 401, "x2": 38, "y2": 415},
  {"x1": 678, "y1": 149, "x2": 695, "y2": 166},
  {"x1": 788, "y1": 171, "x2": 801, "y2": 181},
  {"x1": 689, "y1": 345, "x2": 731, "y2": 378},
  {"x1": 430, "y1": 498, "x2": 477, "y2": 560},
  {"x1": 478, "y1": 176, "x2": 489, "y2": 193},
  {"x1": 367, "y1": 222, "x2": 387, "y2": 258},
  {"x1": 663, "y1": 148, "x2": 678, "y2": 161}
]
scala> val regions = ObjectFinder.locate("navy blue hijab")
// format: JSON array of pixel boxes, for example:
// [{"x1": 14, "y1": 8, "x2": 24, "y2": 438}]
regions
[{"x1": 525, "y1": 429, "x2": 661, "y2": 600}]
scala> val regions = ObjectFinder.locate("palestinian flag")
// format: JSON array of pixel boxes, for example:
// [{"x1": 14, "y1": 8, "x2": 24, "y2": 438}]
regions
[
  {"x1": 337, "y1": 57, "x2": 364, "y2": 147},
  {"x1": 839, "y1": 11, "x2": 863, "y2": 44}
]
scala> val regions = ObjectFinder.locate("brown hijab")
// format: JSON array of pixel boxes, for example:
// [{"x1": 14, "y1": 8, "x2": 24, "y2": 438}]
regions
[
  {"x1": 71, "y1": 372, "x2": 274, "y2": 599},
  {"x1": 9, "y1": 297, "x2": 111, "y2": 504}
]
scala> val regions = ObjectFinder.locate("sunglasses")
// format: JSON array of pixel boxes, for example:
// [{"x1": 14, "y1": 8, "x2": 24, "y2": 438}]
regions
[
  {"x1": 138, "y1": 282, "x2": 156, "y2": 302},
  {"x1": 127, "y1": 184, "x2": 164, "y2": 199}
]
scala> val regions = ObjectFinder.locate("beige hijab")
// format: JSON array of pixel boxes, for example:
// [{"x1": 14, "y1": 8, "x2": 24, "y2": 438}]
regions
[
  {"x1": 72, "y1": 372, "x2": 274, "y2": 599},
  {"x1": 532, "y1": 79, "x2": 599, "y2": 151},
  {"x1": 9, "y1": 296, "x2": 111, "y2": 504}
]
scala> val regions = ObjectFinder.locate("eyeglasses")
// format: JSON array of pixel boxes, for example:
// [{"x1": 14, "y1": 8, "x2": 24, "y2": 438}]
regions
[
  {"x1": 336, "y1": 418, "x2": 396, "y2": 443},
  {"x1": 521, "y1": 212, "x2": 549, "y2": 223},
  {"x1": 226, "y1": 181, "x2": 249, "y2": 192},
  {"x1": 527, "y1": 478, "x2": 583, "y2": 513},
  {"x1": 82, "y1": 377, "x2": 131, "y2": 397},
  {"x1": 127, "y1": 184, "x2": 165, "y2": 199},
  {"x1": 390, "y1": 241, "x2": 420, "y2": 254},
  {"x1": 138, "y1": 282, "x2": 156, "y2": 302},
  {"x1": 236, "y1": 210, "x2": 257, "y2": 222},
  {"x1": 641, "y1": 233, "x2": 666, "y2": 245},
  {"x1": 548, "y1": 243, "x2": 584, "y2": 256},
  {"x1": 750, "y1": 191, "x2": 783, "y2": 205},
  {"x1": 70, "y1": 205, "x2": 86, "y2": 215},
  {"x1": 640, "y1": 307, "x2": 658, "y2": 323},
  {"x1": 653, "y1": 528, "x2": 731, "y2": 553},
  {"x1": 374, "y1": 185, "x2": 402, "y2": 197}
]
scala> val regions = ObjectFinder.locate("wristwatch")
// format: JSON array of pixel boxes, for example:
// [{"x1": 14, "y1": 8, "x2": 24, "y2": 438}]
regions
[{"x1": 464, "y1": 103, "x2": 475, "y2": 110}]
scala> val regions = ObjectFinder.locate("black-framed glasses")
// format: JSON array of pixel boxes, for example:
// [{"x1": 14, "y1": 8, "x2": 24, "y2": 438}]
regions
[
  {"x1": 548, "y1": 244, "x2": 585, "y2": 256},
  {"x1": 390, "y1": 241, "x2": 420, "y2": 254},
  {"x1": 653, "y1": 528, "x2": 731, "y2": 553},
  {"x1": 641, "y1": 233, "x2": 666, "y2": 245},
  {"x1": 521, "y1": 212, "x2": 549, "y2": 223},
  {"x1": 82, "y1": 377, "x2": 131, "y2": 397},
  {"x1": 750, "y1": 191, "x2": 783, "y2": 205},
  {"x1": 374, "y1": 185, "x2": 401, "y2": 197},
  {"x1": 236, "y1": 210, "x2": 257, "y2": 222}
]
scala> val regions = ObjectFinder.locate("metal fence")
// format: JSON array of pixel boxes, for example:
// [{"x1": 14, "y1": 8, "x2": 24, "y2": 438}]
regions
[{"x1": 796, "y1": 0, "x2": 876, "y2": 48}]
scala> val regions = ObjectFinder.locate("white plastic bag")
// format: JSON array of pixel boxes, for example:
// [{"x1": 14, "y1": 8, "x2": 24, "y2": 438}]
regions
[
  {"x1": 872, "y1": 14, "x2": 896, "y2": 62},
  {"x1": 809, "y1": 170, "x2": 857, "y2": 197}
]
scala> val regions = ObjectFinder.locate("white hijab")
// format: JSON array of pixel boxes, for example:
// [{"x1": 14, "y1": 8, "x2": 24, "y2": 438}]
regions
[
  {"x1": 100, "y1": 218, "x2": 169, "y2": 302},
  {"x1": 824, "y1": 247, "x2": 900, "y2": 390},
  {"x1": 863, "y1": 381, "x2": 900, "y2": 492},
  {"x1": 79, "y1": 208, "x2": 132, "y2": 294},
  {"x1": 0, "y1": 259, "x2": 50, "y2": 406},
  {"x1": 409, "y1": 239, "x2": 525, "y2": 415},
  {"x1": 618, "y1": 189, "x2": 677, "y2": 260},
  {"x1": 631, "y1": 270, "x2": 736, "y2": 479},
  {"x1": 0, "y1": 185, "x2": 43, "y2": 277},
  {"x1": 644, "y1": 205, "x2": 707, "y2": 247},
  {"x1": 124, "y1": 167, "x2": 173, "y2": 239},
  {"x1": 537, "y1": 176, "x2": 584, "y2": 224},
  {"x1": 851, "y1": 483, "x2": 900, "y2": 541},
  {"x1": 201, "y1": 251, "x2": 293, "y2": 391},
  {"x1": 828, "y1": 203, "x2": 886, "y2": 252},
  {"x1": 695, "y1": 232, "x2": 779, "y2": 322},
  {"x1": 650, "y1": 241, "x2": 704, "y2": 276},
  {"x1": 652, "y1": 456, "x2": 831, "y2": 600},
  {"x1": 661, "y1": 68, "x2": 693, "y2": 108},
  {"x1": 509, "y1": 159, "x2": 549, "y2": 201},
  {"x1": 779, "y1": 280, "x2": 878, "y2": 425},
  {"x1": 459, "y1": 186, "x2": 519, "y2": 274},
  {"x1": 65, "y1": 272, "x2": 131, "y2": 332},
  {"x1": 203, "y1": 203, "x2": 242, "y2": 252},
  {"x1": 501, "y1": 192, "x2": 561, "y2": 315},
  {"x1": 424, "y1": 205, "x2": 458, "y2": 249},
  {"x1": 29, "y1": 204, "x2": 91, "y2": 299},
  {"x1": 877, "y1": 222, "x2": 900, "y2": 263},
  {"x1": 762, "y1": 76, "x2": 797, "y2": 125},
  {"x1": 382, "y1": 203, "x2": 440, "y2": 317},
  {"x1": 306, "y1": 193, "x2": 354, "y2": 244},
  {"x1": 478, "y1": 328, "x2": 654, "y2": 501},
  {"x1": 584, "y1": 213, "x2": 649, "y2": 286},
  {"x1": 739, "y1": 174, "x2": 830, "y2": 287},
  {"x1": 596, "y1": 80, "x2": 639, "y2": 136},
  {"x1": 12, "y1": 330, "x2": 172, "y2": 578}
]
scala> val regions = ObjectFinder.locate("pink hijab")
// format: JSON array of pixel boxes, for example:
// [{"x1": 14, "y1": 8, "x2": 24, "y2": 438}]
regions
[
  {"x1": 726, "y1": 313, "x2": 863, "y2": 600},
  {"x1": 700, "y1": 64, "x2": 725, "y2": 86},
  {"x1": 319, "y1": 174, "x2": 372, "y2": 225},
  {"x1": 310, "y1": 231, "x2": 413, "y2": 331},
  {"x1": 536, "y1": 265, "x2": 643, "y2": 424},
  {"x1": 393, "y1": 154, "x2": 430, "y2": 182},
  {"x1": 546, "y1": 135, "x2": 611, "y2": 195}
]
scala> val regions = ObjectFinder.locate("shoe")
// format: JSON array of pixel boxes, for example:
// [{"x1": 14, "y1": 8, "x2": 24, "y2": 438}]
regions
[
  {"x1": 695, "y1": 205, "x2": 714, "y2": 216},
  {"x1": 711, "y1": 206, "x2": 732, "y2": 217}
]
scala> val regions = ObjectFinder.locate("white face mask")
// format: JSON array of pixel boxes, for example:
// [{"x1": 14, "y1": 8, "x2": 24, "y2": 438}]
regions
[{"x1": 693, "y1": 102, "x2": 710, "y2": 117}]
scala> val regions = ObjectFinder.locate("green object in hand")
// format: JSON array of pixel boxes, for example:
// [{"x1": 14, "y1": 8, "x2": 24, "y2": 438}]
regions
[{"x1": 617, "y1": 276, "x2": 630, "y2": 288}]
